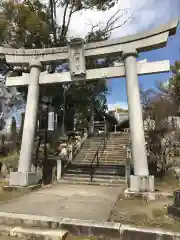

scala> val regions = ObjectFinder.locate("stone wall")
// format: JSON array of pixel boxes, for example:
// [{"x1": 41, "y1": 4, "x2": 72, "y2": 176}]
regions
[{"x1": 0, "y1": 213, "x2": 180, "y2": 240}]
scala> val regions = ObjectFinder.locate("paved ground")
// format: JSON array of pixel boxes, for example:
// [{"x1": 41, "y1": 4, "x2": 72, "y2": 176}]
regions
[{"x1": 0, "y1": 184, "x2": 123, "y2": 221}]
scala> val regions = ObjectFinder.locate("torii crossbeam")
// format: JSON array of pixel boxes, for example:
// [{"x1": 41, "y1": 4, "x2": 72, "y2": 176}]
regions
[{"x1": 6, "y1": 60, "x2": 170, "y2": 86}]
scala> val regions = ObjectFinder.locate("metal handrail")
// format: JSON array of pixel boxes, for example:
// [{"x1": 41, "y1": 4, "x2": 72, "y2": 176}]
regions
[
  {"x1": 90, "y1": 132, "x2": 108, "y2": 182},
  {"x1": 61, "y1": 132, "x2": 88, "y2": 176},
  {"x1": 71, "y1": 133, "x2": 88, "y2": 157},
  {"x1": 125, "y1": 138, "x2": 132, "y2": 186}
]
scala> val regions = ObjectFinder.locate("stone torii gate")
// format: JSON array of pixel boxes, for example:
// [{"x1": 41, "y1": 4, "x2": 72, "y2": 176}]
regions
[{"x1": 2, "y1": 20, "x2": 179, "y2": 192}]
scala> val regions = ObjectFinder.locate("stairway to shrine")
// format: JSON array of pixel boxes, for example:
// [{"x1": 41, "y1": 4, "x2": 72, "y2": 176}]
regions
[{"x1": 60, "y1": 132, "x2": 131, "y2": 186}]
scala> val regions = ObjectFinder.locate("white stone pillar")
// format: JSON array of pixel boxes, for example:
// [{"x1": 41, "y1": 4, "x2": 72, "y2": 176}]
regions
[
  {"x1": 9, "y1": 60, "x2": 42, "y2": 186},
  {"x1": 123, "y1": 49, "x2": 154, "y2": 193},
  {"x1": 18, "y1": 60, "x2": 41, "y2": 172},
  {"x1": 123, "y1": 50, "x2": 149, "y2": 176},
  {"x1": 57, "y1": 160, "x2": 62, "y2": 181}
]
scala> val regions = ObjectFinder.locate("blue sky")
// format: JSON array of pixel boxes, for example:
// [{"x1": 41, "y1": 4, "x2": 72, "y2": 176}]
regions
[
  {"x1": 58, "y1": 0, "x2": 180, "y2": 110},
  {"x1": 105, "y1": 1, "x2": 180, "y2": 109},
  {"x1": 107, "y1": 26, "x2": 180, "y2": 109}
]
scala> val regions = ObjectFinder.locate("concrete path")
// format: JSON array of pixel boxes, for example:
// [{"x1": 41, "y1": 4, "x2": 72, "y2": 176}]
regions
[{"x1": 0, "y1": 184, "x2": 123, "y2": 221}]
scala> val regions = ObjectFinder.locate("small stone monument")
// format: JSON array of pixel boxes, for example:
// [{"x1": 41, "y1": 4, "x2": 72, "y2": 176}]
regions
[
  {"x1": 168, "y1": 190, "x2": 180, "y2": 218},
  {"x1": 1, "y1": 163, "x2": 8, "y2": 178}
]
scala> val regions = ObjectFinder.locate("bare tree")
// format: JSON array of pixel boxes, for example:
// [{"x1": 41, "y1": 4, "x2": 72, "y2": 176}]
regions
[{"x1": 141, "y1": 87, "x2": 178, "y2": 176}]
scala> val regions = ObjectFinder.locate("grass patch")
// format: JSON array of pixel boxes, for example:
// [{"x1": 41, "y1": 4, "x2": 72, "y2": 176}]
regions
[
  {"x1": 0, "y1": 151, "x2": 19, "y2": 168},
  {"x1": 0, "y1": 179, "x2": 25, "y2": 205},
  {"x1": 0, "y1": 153, "x2": 24, "y2": 203},
  {"x1": 109, "y1": 172, "x2": 180, "y2": 232},
  {"x1": 0, "y1": 189, "x2": 24, "y2": 204},
  {"x1": 0, "y1": 237, "x2": 19, "y2": 240},
  {"x1": 155, "y1": 170, "x2": 179, "y2": 193},
  {"x1": 69, "y1": 237, "x2": 96, "y2": 240},
  {"x1": 109, "y1": 196, "x2": 180, "y2": 232}
]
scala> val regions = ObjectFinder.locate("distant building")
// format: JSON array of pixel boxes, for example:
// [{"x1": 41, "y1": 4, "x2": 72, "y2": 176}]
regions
[{"x1": 108, "y1": 105, "x2": 129, "y2": 126}]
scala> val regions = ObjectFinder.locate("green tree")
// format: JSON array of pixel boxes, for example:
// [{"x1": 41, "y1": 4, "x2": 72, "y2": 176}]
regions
[
  {"x1": 0, "y1": 0, "x2": 52, "y2": 48},
  {"x1": 168, "y1": 61, "x2": 180, "y2": 113},
  {"x1": 140, "y1": 62, "x2": 180, "y2": 176},
  {"x1": 0, "y1": 0, "x2": 130, "y2": 133},
  {"x1": 152, "y1": 61, "x2": 180, "y2": 116}
]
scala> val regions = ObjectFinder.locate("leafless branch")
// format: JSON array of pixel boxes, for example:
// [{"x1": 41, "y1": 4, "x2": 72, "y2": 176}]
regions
[
  {"x1": 61, "y1": 0, "x2": 71, "y2": 37},
  {"x1": 87, "y1": 8, "x2": 133, "y2": 40},
  {"x1": 65, "y1": 2, "x2": 75, "y2": 36},
  {"x1": 104, "y1": 11, "x2": 133, "y2": 35},
  {"x1": 104, "y1": 8, "x2": 127, "y2": 31},
  {"x1": 104, "y1": 3, "x2": 147, "y2": 36},
  {"x1": 89, "y1": 23, "x2": 99, "y2": 32}
]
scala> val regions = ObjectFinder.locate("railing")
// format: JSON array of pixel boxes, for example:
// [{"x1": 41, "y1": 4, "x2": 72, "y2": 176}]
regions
[
  {"x1": 61, "y1": 131, "x2": 88, "y2": 176},
  {"x1": 90, "y1": 133, "x2": 108, "y2": 182},
  {"x1": 72, "y1": 132, "x2": 88, "y2": 157},
  {"x1": 93, "y1": 121, "x2": 107, "y2": 134},
  {"x1": 124, "y1": 128, "x2": 130, "y2": 132},
  {"x1": 125, "y1": 139, "x2": 132, "y2": 187}
]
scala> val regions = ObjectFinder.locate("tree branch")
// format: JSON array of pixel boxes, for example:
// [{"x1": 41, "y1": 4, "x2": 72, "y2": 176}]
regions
[
  {"x1": 61, "y1": 0, "x2": 71, "y2": 37},
  {"x1": 104, "y1": 12, "x2": 133, "y2": 35},
  {"x1": 64, "y1": 2, "x2": 75, "y2": 36},
  {"x1": 104, "y1": 8, "x2": 128, "y2": 32},
  {"x1": 87, "y1": 8, "x2": 133, "y2": 40}
]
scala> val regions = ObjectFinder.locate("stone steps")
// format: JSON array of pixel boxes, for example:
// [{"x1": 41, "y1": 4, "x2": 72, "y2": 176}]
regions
[
  {"x1": 59, "y1": 180, "x2": 125, "y2": 187},
  {"x1": 63, "y1": 162, "x2": 126, "y2": 186},
  {"x1": 73, "y1": 155, "x2": 126, "y2": 160},
  {"x1": 61, "y1": 132, "x2": 130, "y2": 186},
  {"x1": 95, "y1": 149, "x2": 126, "y2": 152},
  {"x1": 75, "y1": 156, "x2": 125, "y2": 159},
  {"x1": 74, "y1": 160, "x2": 126, "y2": 165},
  {"x1": 66, "y1": 162, "x2": 126, "y2": 168},
  {"x1": 66, "y1": 166, "x2": 125, "y2": 175},
  {"x1": 100, "y1": 153, "x2": 127, "y2": 156},
  {"x1": 63, "y1": 173, "x2": 124, "y2": 179},
  {"x1": 106, "y1": 142, "x2": 129, "y2": 144},
  {"x1": 79, "y1": 149, "x2": 127, "y2": 153},
  {"x1": 99, "y1": 156, "x2": 126, "y2": 164},
  {"x1": 60, "y1": 175, "x2": 125, "y2": 186},
  {"x1": 74, "y1": 159, "x2": 126, "y2": 162},
  {"x1": 101, "y1": 152, "x2": 127, "y2": 155}
]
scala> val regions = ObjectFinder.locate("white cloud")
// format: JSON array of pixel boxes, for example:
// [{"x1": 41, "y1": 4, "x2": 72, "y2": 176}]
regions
[
  {"x1": 108, "y1": 102, "x2": 128, "y2": 111},
  {"x1": 55, "y1": 0, "x2": 179, "y2": 39}
]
